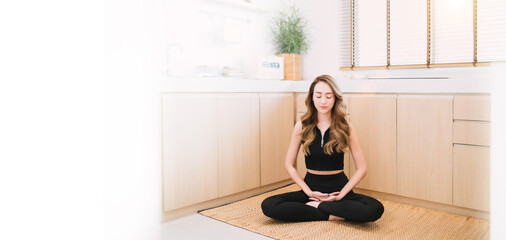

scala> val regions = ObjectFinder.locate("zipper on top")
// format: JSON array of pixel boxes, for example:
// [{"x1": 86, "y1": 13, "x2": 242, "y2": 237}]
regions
[{"x1": 318, "y1": 127, "x2": 326, "y2": 148}]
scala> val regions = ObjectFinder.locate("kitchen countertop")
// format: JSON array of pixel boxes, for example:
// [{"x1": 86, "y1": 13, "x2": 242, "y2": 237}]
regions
[
  {"x1": 161, "y1": 77, "x2": 312, "y2": 93},
  {"x1": 161, "y1": 77, "x2": 491, "y2": 94}
]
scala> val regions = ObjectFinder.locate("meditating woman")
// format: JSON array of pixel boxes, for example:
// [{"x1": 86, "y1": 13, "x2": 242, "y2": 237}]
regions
[{"x1": 261, "y1": 74, "x2": 384, "y2": 222}]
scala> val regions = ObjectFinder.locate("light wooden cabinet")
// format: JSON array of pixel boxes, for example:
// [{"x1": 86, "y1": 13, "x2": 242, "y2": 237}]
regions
[
  {"x1": 343, "y1": 95, "x2": 350, "y2": 115},
  {"x1": 348, "y1": 94, "x2": 397, "y2": 194},
  {"x1": 397, "y1": 95, "x2": 453, "y2": 204},
  {"x1": 295, "y1": 93, "x2": 307, "y2": 118},
  {"x1": 162, "y1": 94, "x2": 219, "y2": 211},
  {"x1": 163, "y1": 92, "x2": 295, "y2": 212},
  {"x1": 162, "y1": 92, "x2": 491, "y2": 216},
  {"x1": 342, "y1": 95, "x2": 351, "y2": 178},
  {"x1": 453, "y1": 144, "x2": 490, "y2": 211},
  {"x1": 452, "y1": 94, "x2": 490, "y2": 211},
  {"x1": 260, "y1": 93, "x2": 294, "y2": 186},
  {"x1": 453, "y1": 121, "x2": 490, "y2": 147},
  {"x1": 217, "y1": 94, "x2": 260, "y2": 197},
  {"x1": 454, "y1": 95, "x2": 490, "y2": 121}
]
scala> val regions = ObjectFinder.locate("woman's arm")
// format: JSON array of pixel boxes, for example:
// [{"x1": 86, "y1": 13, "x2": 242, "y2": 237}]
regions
[
  {"x1": 285, "y1": 121, "x2": 312, "y2": 195},
  {"x1": 332, "y1": 123, "x2": 367, "y2": 200},
  {"x1": 285, "y1": 121, "x2": 327, "y2": 200}
]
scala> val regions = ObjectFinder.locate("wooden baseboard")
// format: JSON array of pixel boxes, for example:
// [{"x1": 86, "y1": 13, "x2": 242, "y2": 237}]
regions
[
  {"x1": 354, "y1": 188, "x2": 489, "y2": 220},
  {"x1": 162, "y1": 179, "x2": 294, "y2": 222}
]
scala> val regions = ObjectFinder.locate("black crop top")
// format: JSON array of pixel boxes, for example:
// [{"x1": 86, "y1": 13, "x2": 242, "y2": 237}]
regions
[{"x1": 301, "y1": 127, "x2": 344, "y2": 171}]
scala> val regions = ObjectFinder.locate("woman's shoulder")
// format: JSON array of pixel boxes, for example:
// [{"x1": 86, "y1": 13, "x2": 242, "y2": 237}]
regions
[
  {"x1": 348, "y1": 122, "x2": 355, "y2": 132},
  {"x1": 295, "y1": 121, "x2": 305, "y2": 143}
]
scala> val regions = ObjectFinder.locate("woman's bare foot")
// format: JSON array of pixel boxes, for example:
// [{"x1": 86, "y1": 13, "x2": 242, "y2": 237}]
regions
[
  {"x1": 328, "y1": 214, "x2": 344, "y2": 221},
  {"x1": 305, "y1": 201, "x2": 321, "y2": 208},
  {"x1": 306, "y1": 201, "x2": 344, "y2": 221}
]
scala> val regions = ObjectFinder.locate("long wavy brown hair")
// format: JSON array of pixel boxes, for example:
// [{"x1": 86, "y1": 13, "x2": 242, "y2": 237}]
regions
[{"x1": 300, "y1": 75, "x2": 350, "y2": 156}]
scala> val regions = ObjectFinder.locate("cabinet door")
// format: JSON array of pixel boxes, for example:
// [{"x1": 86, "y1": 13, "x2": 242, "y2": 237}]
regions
[
  {"x1": 295, "y1": 93, "x2": 307, "y2": 115},
  {"x1": 453, "y1": 144, "x2": 490, "y2": 211},
  {"x1": 349, "y1": 95, "x2": 397, "y2": 194},
  {"x1": 217, "y1": 94, "x2": 260, "y2": 197},
  {"x1": 260, "y1": 93, "x2": 294, "y2": 185},
  {"x1": 162, "y1": 94, "x2": 218, "y2": 211},
  {"x1": 343, "y1": 94, "x2": 350, "y2": 115},
  {"x1": 397, "y1": 95, "x2": 453, "y2": 204},
  {"x1": 342, "y1": 95, "x2": 351, "y2": 177}
]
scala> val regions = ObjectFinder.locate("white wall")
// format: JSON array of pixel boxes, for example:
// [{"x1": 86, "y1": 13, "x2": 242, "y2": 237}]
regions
[
  {"x1": 104, "y1": 0, "x2": 164, "y2": 239},
  {"x1": 299, "y1": 0, "x2": 342, "y2": 80},
  {"x1": 0, "y1": 1, "x2": 106, "y2": 240},
  {"x1": 167, "y1": 0, "x2": 279, "y2": 78},
  {"x1": 1, "y1": 0, "x2": 165, "y2": 239},
  {"x1": 491, "y1": 71, "x2": 506, "y2": 240}
]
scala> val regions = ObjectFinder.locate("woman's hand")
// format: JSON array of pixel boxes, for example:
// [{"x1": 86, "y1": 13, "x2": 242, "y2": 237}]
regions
[
  {"x1": 307, "y1": 191, "x2": 329, "y2": 201},
  {"x1": 308, "y1": 191, "x2": 343, "y2": 202}
]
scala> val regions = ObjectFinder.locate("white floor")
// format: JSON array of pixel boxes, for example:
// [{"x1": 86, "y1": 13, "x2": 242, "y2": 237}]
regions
[{"x1": 161, "y1": 213, "x2": 274, "y2": 240}]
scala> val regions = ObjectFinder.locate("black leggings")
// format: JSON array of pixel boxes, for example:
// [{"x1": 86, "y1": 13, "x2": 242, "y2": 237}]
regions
[{"x1": 261, "y1": 172, "x2": 384, "y2": 222}]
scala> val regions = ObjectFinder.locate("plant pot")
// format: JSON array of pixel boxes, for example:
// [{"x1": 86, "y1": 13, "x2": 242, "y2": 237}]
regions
[{"x1": 276, "y1": 53, "x2": 301, "y2": 81}]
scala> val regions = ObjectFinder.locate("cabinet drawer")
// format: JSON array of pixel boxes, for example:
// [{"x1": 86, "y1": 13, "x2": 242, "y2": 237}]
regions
[
  {"x1": 454, "y1": 95, "x2": 490, "y2": 121},
  {"x1": 453, "y1": 121, "x2": 490, "y2": 146},
  {"x1": 453, "y1": 144, "x2": 490, "y2": 211}
]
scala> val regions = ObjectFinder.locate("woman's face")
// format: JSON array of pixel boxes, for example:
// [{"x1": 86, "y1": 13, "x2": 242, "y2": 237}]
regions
[{"x1": 312, "y1": 81, "x2": 335, "y2": 114}]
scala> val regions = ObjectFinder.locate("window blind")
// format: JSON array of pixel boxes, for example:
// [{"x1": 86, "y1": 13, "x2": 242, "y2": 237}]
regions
[
  {"x1": 338, "y1": 0, "x2": 352, "y2": 67},
  {"x1": 390, "y1": 0, "x2": 427, "y2": 65},
  {"x1": 354, "y1": 0, "x2": 387, "y2": 67},
  {"x1": 477, "y1": 0, "x2": 506, "y2": 62},
  {"x1": 338, "y1": 0, "x2": 506, "y2": 69},
  {"x1": 432, "y1": 0, "x2": 474, "y2": 64}
]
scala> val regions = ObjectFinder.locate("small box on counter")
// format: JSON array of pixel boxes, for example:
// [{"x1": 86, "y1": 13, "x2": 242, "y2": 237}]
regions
[{"x1": 256, "y1": 56, "x2": 284, "y2": 80}]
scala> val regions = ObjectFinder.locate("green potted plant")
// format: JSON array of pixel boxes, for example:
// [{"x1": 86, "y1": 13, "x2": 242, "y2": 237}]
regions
[{"x1": 271, "y1": 4, "x2": 310, "y2": 80}]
